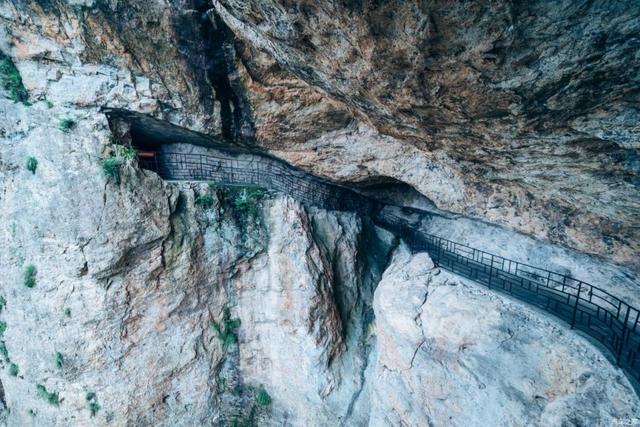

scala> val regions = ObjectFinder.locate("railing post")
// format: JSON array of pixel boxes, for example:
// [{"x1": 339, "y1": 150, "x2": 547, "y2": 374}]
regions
[
  {"x1": 616, "y1": 305, "x2": 631, "y2": 366},
  {"x1": 570, "y1": 281, "x2": 582, "y2": 329},
  {"x1": 487, "y1": 254, "x2": 493, "y2": 289}
]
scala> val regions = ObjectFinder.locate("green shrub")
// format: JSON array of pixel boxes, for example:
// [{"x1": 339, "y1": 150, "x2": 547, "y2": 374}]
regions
[
  {"x1": 231, "y1": 416, "x2": 256, "y2": 427},
  {"x1": 54, "y1": 352, "x2": 63, "y2": 369},
  {"x1": 8, "y1": 363, "x2": 18, "y2": 376},
  {"x1": 23, "y1": 264, "x2": 37, "y2": 288},
  {"x1": 64, "y1": 308, "x2": 71, "y2": 317},
  {"x1": 210, "y1": 307, "x2": 241, "y2": 349},
  {"x1": 57, "y1": 117, "x2": 75, "y2": 132},
  {"x1": 36, "y1": 384, "x2": 59, "y2": 406},
  {"x1": 195, "y1": 194, "x2": 214, "y2": 210},
  {"x1": 0, "y1": 321, "x2": 6, "y2": 337},
  {"x1": 86, "y1": 392, "x2": 100, "y2": 417},
  {"x1": 102, "y1": 157, "x2": 124, "y2": 183},
  {"x1": 256, "y1": 385, "x2": 271, "y2": 406},
  {"x1": 28, "y1": 409, "x2": 36, "y2": 417},
  {"x1": 0, "y1": 295, "x2": 6, "y2": 313},
  {"x1": 217, "y1": 186, "x2": 267, "y2": 228},
  {"x1": 0, "y1": 51, "x2": 28, "y2": 104},
  {"x1": 102, "y1": 145, "x2": 135, "y2": 184},
  {"x1": 113, "y1": 144, "x2": 136, "y2": 159},
  {"x1": 45, "y1": 100, "x2": 53, "y2": 108},
  {"x1": 25, "y1": 156, "x2": 38, "y2": 174}
]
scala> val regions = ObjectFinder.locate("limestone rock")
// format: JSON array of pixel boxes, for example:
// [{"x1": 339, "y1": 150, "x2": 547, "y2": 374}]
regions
[{"x1": 370, "y1": 246, "x2": 640, "y2": 426}]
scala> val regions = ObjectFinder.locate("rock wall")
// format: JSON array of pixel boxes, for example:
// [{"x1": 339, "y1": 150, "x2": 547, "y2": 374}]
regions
[
  {"x1": 1, "y1": 1, "x2": 639, "y2": 426},
  {"x1": 212, "y1": 0, "x2": 640, "y2": 268},
  {"x1": 370, "y1": 246, "x2": 639, "y2": 426}
]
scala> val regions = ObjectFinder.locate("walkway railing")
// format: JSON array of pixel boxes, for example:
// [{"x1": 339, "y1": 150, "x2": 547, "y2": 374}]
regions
[
  {"x1": 377, "y1": 211, "x2": 640, "y2": 387},
  {"x1": 139, "y1": 149, "x2": 640, "y2": 390}
]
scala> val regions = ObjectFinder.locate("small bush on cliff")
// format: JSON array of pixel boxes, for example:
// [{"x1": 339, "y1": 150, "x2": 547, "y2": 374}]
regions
[
  {"x1": 36, "y1": 384, "x2": 59, "y2": 406},
  {"x1": 0, "y1": 51, "x2": 29, "y2": 104},
  {"x1": 0, "y1": 296, "x2": 6, "y2": 313},
  {"x1": 102, "y1": 144, "x2": 136, "y2": 184},
  {"x1": 86, "y1": 392, "x2": 100, "y2": 417},
  {"x1": 57, "y1": 117, "x2": 76, "y2": 132},
  {"x1": 102, "y1": 157, "x2": 123, "y2": 183},
  {"x1": 256, "y1": 385, "x2": 271, "y2": 406},
  {"x1": 210, "y1": 307, "x2": 241, "y2": 349},
  {"x1": 0, "y1": 321, "x2": 6, "y2": 337},
  {"x1": 215, "y1": 186, "x2": 268, "y2": 229},
  {"x1": 114, "y1": 144, "x2": 136, "y2": 159},
  {"x1": 23, "y1": 264, "x2": 37, "y2": 288},
  {"x1": 25, "y1": 156, "x2": 38, "y2": 174},
  {"x1": 54, "y1": 352, "x2": 63, "y2": 369},
  {"x1": 195, "y1": 194, "x2": 214, "y2": 209},
  {"x1": 0, "y1": 341, "x2": 8, "y2": 360},
  {"x1": 8, "y1": 363, "x2": 18, "y2": 377},
  {"x1": 231, "y1": 187, "x2": 267, "y2": 218}
]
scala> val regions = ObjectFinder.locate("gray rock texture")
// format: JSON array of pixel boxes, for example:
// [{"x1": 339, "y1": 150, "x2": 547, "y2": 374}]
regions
[
  {"x1": 371, "y1": 246, "x2": 639, "y2": 427},
  {"x1": 2, "y1": 0, "x2": 639, "y2": 267},
  {"x1": 211, "y1": 0, "x2": 640, "y2": 268},
  {"x1": 0, "y1": 1, "x2": 639, "y2": 426}
]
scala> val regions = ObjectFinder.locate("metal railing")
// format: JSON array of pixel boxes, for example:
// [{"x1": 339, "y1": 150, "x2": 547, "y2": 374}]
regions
[
  {"x1": 376, "y1": 211, "x2": 640, "y2": 387},
  {"x1": 138, "y1": 149, "x2": 640, "y2": 390}
]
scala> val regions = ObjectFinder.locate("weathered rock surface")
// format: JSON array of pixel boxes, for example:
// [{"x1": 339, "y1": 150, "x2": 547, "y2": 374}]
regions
[
  {"x1": 1, "y1": 1, "x2": 639, "y2": 426},
  {"x1": 2, "y1": 1, "x2": 639, "y2": 267},
  {"x1": 370, "y1": 246, "x2": 640, "y2": 426},
  {"x1": 212, "y1": 0, "x2": 640, "y2": 268}
]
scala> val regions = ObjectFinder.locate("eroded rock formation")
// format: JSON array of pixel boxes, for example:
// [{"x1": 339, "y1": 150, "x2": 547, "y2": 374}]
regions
[{"x1": 0, "y1": 0, "x2": 639, "y2": 425}]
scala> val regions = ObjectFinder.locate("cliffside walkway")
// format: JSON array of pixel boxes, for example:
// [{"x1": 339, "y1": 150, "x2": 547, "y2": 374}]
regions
[{"x1": 139, "y1": 148, "x2": 640, "y2": 391}]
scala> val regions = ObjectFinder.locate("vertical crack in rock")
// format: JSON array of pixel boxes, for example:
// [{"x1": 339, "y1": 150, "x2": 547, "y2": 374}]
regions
[{"x1": 200, "y1": 9, "x2": 256, "y2": 142}]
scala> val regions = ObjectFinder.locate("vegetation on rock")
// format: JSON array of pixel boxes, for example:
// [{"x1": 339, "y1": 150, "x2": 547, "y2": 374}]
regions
[
  {"x1": 86, "y1": 392, "x2": 100, "y2": 417},
  {"x1": 8, "y1": 363, "x2": 18, "y2": 376},
  {"x1": 36, "y1": 384, "x2": 59, "y2": 406},
  {"x1": 25, "y1": 156, "x2": 38, "y2": 174},
  {"x1": 57, "y1": 117, "x2": 76, "y2": 132},
  {"x1": 54, "y1": 352, "x2": 63, "y2": 369},
  {"x1": 23, "y1": 264, "x2": 37, "y2": 288},
  {"x1": 195, "y1": 194, "x2": 214, "y2": 209},
  {"x1": 214, "y1": 185, "x2": 268, "y2": 229},
  {"x1": 256, "y1": 385, "x2": 271, "y2": 406},
  {"x1": 210, "y1": 307, "x2": 241, "y2": 349},
  {"x1": 102, "y1": 144, "x2": 136, "y2": 184},
  {"x1": 0, "y1": 50, "x2": 28, "y2": 104},
  {"x1": 0, "y1": 341, "x2": 8, "y2": 360}
]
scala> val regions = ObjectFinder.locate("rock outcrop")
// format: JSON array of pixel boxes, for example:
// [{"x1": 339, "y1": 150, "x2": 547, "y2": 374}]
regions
[
  {"x1": 371, "y1": 246, "x2": 639, "y2": 426},
  {"x1": 211, "y1": 0, "x2": 640, "y2": 268},
  {"x1": 2, "y1": 0, "x2": 639, "y2": 266}
]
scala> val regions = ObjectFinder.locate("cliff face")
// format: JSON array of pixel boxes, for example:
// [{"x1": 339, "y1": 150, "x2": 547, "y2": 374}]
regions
[
  {"x1": 211, "y1": 0, "x2": 640, "y2": 267},
  {"x1": 3, "y1": 0, "x2": 639, "y2": 266},
  {"x1": 0, "y1": 101, "x2": 638, "y2": 425},
  {"x1": 1, "y1": 1, "x2": 639, "y2": 425}
]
